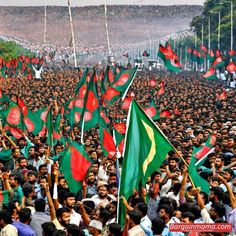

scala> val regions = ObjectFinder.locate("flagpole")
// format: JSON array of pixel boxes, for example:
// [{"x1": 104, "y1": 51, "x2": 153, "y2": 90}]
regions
[
  {"x1": 104, "y1": 0, "x2": 111, "y2": 54},
  {"x1": 68, "y1": 0, "x2": 77, "y2": 68},
  {"x1": 44, "y1": 0, "x2": 47, "y2": 44}
]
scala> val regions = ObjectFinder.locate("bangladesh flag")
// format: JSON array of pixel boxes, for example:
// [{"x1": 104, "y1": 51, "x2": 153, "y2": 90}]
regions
[
  {"x1": 82, "y1": 72, "x2": 100, "y2": 131},
  {"x1": 218, "y1": 90, "x2": 227, "y2": 101},
  {"x1": 0, "y1": 149, "x2": 12, "y2": 162},
  {"x1": 100, "y1": 107, "x2": 111, "y2": 126},
  {"x1": 203, "y1": 68, "x2": 218, "y2": 80},
  {"x1": 119, "y1": 100, "x2": 174, "y2": 226},
  {"x1": 226, "y1": 61, "x2": 236, "y2": 73},
  {"x1": 53, "y1": 114, "x2": 66, "y2": 146},
  {"x1": 17, "y1": 97, "x2": 43, "y2": 135},
  {"x1": 157, "y1": 44, "x2": 176, "y2": 60},
  {"x1": 2, "y1": 101, "x2": 23, "y2": 129},
  {"x1": 143, "y1": 101, "x2": 160, "y2": 121},
  {"x1": 59, "y1": 141, "x2": 93, "y2": 194},
  {"x1": 188, "y1": 153, "x2": 210, "y2": 194},
  {"x1": 207, "y1": 50, "x2": 215, "y2": 62},
  {"x1": 148, "y1": 79, "x2": 156, "y2": 87},
  {"x1": 113, "y1": 123, "x2": 126, "y2": 135},
  {"x1": 158, "y1": 86, "x2": 165, "y2": 96},
  {"x1": 191, "y1": 48, "x2": 198, "y2": 62},
  {"x1": 74, "y1": 68, "x2": 88, "y2": 95},
  {"x1": 102, "y1": 67, "x2": 137, "y2": 106},
  {"x1": 121, "y1": 97, "x2": 132, "y2": 110},
  {"x1": 195, "y1": 134, "x2": 216, "y2": 168},
  {"x1": 160, "y1": 110, "x2": 172, "y2": 118},
  {"x1": 212, "y1": 56, "x2": 225, "y2": 69},
  {"x1": 164, "y1": 58, "x2": 181, "y2": 72},
  {"x1": 99, "y1": 120, "x2": 117, "y2": 159}
]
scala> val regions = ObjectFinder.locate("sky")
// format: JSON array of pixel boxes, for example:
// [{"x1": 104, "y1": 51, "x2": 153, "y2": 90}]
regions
[{"x1": 0, "y1": 0, "x2": 205, "y2": 6}]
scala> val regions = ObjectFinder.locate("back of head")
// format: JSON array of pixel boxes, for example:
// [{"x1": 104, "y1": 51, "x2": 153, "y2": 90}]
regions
[
  {"x1": 108, "y1": 223, "x2": 121, "y2": 236},
  {"x1": 66, "y1": 223, "x2": 84, "y2": 236},
  {"x1": 128, "y1": 209, "x2": 142, "y2": 225},
  {"x1": 41, "y1": 222, "x2": 56, "y2": 236},
  {"x1": 136, "y1": 202, "x2": 148, "y2": 217},
  {"x1": 0, "y1": 210, "x2": 13, "y2": 224},
  {"x1": 152, "y1": 217, "x2": 165, "y2": 234},
  {"x1": 34, "y1": 198, "x2": 46, "y2": 212},
  {"x1": 19, "y1": 208, "x2": 31, "y2": 223}
]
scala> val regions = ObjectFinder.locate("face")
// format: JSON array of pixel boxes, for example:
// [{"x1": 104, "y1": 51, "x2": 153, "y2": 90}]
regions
[
  {"x1": 28, "y1": 174, "x2": 37, "y2": 184},
  {"x1": 39, "y1": 147, "x2": 45, "y2": 154},
  {"x1": 92, "y1": 164, "x2": 99, "y2": 174},
  {"x1": 169, "y1": 160, "x2": 177, "y2": 169},
  {"x1": 9, "y1": 176, "x2": 17, "y2": 188},
  {"x1": 59, "y1": 212, "x2": 71, "y2": 226},
  {"x1": 98, "y1": 186, "x2": 108, "y2": 198},
  {"x1": 87, "y1": 172, "x2": 95, "y2": 183},
  {"x1": 159, "y1": 208, "x2": 166, "y2": 220},
  {"x1": 109, "y1": 203, "x2": 117, "y2": 215},
  {"x1": 28, "y1": 147, "x2": 35, "y2": 156},
  {"x1": 65, "y1": 197, "x2": 75, "y2": 208},
  {"x1": 13, "y1": 149, "x2": 21, "y2": 159},
  {"x1": 39, "y1": 167, "x2": 48, "y2": 176},
  {"x1": 215, "y1": 158, "x2": 223, "y2": 168},
  {"x1": 19, "y1": 159, "x2": 28, "y2": 168}
]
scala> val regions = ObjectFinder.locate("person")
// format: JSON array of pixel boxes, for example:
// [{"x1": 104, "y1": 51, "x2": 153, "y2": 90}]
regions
[
  {"x1": 135, "y1": 202, "x2": 152, "y2": 236},
  {"x1": 107, "y1": 223, "x2": 121, "y2": 236},
  {"x1": 124, "y1": 209, "x2": 145, "y2": 236},
  {"x1": 13, "y1": 208, "x2": 36, "y2": 236},
  {"x1": 30, "y1": 198, "x2": 51, "y2": 236},
  {"x1": 88, "y1": 220, "x2": 103, "y2": 236},
  {"x1": 0, "y1": 210, "x2": 18, "y2": 236},
  {"x1": 52, "y1": 207, "x2": 71, "y2": 231},
  {"x1": 91, "y1": 181, "x2": 116, "y2": 208}
]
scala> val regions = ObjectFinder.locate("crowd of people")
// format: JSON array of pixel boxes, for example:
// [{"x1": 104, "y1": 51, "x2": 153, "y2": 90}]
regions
[{"x1": 0, "y1": 67, "x2": 235, "y2": 236}]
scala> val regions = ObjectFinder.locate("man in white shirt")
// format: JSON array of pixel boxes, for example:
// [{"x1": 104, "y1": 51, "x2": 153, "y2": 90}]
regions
[
  {"x1": 0, "y1": 211, "x2": 18, "y2": 236},
  {"x1": 91, "y1": 181, "x2": 116, "y2": 208}
]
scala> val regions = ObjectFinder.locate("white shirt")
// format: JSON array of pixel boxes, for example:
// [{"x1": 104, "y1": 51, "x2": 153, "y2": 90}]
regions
[
  {"x1": 91, "y1": 194, "x2": 116, "y2": 208},
  {"x1": 0, "y1": 224, "x2": 18, "y2": 236}
]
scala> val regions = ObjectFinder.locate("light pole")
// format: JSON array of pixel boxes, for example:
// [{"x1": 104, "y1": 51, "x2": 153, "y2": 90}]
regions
[{"x1": 209, "y1": 10, "x2": 221, "y2": 50}]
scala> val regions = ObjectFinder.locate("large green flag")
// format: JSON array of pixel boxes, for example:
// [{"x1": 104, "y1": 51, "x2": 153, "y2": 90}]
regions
[{"x1": 119, "y1": 100, "x2": 174, "y2": 226}]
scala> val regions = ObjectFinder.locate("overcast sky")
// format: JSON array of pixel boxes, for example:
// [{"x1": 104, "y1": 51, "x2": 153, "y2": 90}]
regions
[{"x1": 0, "y1": 0, "x2": 205, "y2": 6}]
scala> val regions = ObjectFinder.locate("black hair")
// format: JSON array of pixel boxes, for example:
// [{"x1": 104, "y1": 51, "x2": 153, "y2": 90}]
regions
[
  {"x1": 189, "y1": 205, "x2": 201, "y2": 219},
  {"x1": 0, "y1": 210, "x2": 13, "y2": 224},
  {"x1": 19, "y1": 208, "x2": 31, "y2": 223},
  {"x1": 34, "y1": 198, "x2": 46, "y2": 212},
  {"x1": 211, "y1": 202, "x2": 226, "y2": 218},
  {"x1": 52, "y1": 230, "x2": 67, "y2": 236},
  {"x1": 136, "y1": 202, "x2": 148, "y2": 217},
  {"x1": 152, "y1": 217, "x2": 165, "y2": 234},
  {"x1": 22, "y1": 185, "x2": 33, "y2": 198},
  {"x1": 41, "y1": 222, "x2": 56, "y2": 236},
  {"x1": 158, "y1": 204, "x2": 174, "y2": 218},
  {"x1": 66, "y1": 223, "x2": 84, "y2": 236},
  {"x1": 128, "y1": 209, "x2": 142, "y2": 225},
  {"x1": 210, "y1": 187, "x2": 224, "y2": 201},
  {"x1": 181, "y1": 212, "x2": 195, "y2": 222},
  {"x1": 63, "y1": 192, "x2": 75, "y2": 202},
  {"x1": 56, "y1": 207, "x2": 71, "y2": 219},
  {"x1": 108, "y1": 223, "x2": 121, "y2": 236}
]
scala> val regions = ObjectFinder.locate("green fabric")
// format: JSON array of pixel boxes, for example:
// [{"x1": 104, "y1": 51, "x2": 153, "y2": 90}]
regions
[
  {"x1": 188, "y1": 151, "x2": 210, "y2": 194},
  {"x1": 0, "y1": 149, "x2": 12, "y2": 161},
  {"x1": 119, "y1": 100, "x2": 174, "y2": 226},
  {"x1": 46, "y1": 107, "x2": 53, "y2": 149}
]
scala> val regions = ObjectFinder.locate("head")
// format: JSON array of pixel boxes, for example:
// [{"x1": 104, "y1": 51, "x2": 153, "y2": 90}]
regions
[
  {"x1": 19, "y1": 208, "x2": 32, "y2": 224},
  {"x1": 181, "y1": 212, "x2": 195, "y2": 223},
  {"x1": 9, "y1": 174, "x2": 21, "y2": 188},
  {"x1": 97, "y1": 182, "x2": 109, "y2": 199},
  {"x1": 12, "y1": 147, "x2": 21, "y2": 159},
  {"x1": 39, "y1": 164, "x2": 48, "y2": 176},
  {"x1": 0, "y1": 211, "x2": 13, "y2": 228},
  {"x1": 215, "y1": 157, "x2": 224, "y2": 169},
  {"x1": 88, "y1": 220, "x2": 103, "y2": 235},
  {"x1": 135, "y1": 202, "x2": 148, "y2": 218},
  {"x1": 158, "y1": 204, "x2": 174, "y2": 222},
  {"x1": 27, "y1": 171, "x2": 38, "y2": 184},
  {"x1": 34, "y1": 198, "x2": 46, "y2": 212},
  {"x1": 63, "y1": 192, "x2": 75, "y2": 209},
  {"x1": 19, "y1": 157, "x2": 28, "y2": 169},
  {"x1": 107, "y1": 223, "x2": 121, "y2": 236},
  {"x1": 152, "y1": 217, "x2": 165, "y2": 235},
  {"x1": 128, "y1": 209, "x2": 142, "y2": 228},
  {"x1": 209, "y1": 202, "x2": 226, "y2": 220},
  {"x1": 56, "y1": 207, "x2": 71, "y2": 227},
  {"x1": 209, "y1": 187, "x2": 224, "y2": 203},
  {"x1": 87, "y1": 171, "x2": 95, "y2": 184},
  {"x1": 41, "y1": 222, "x2": 56, "y2": 236}
]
